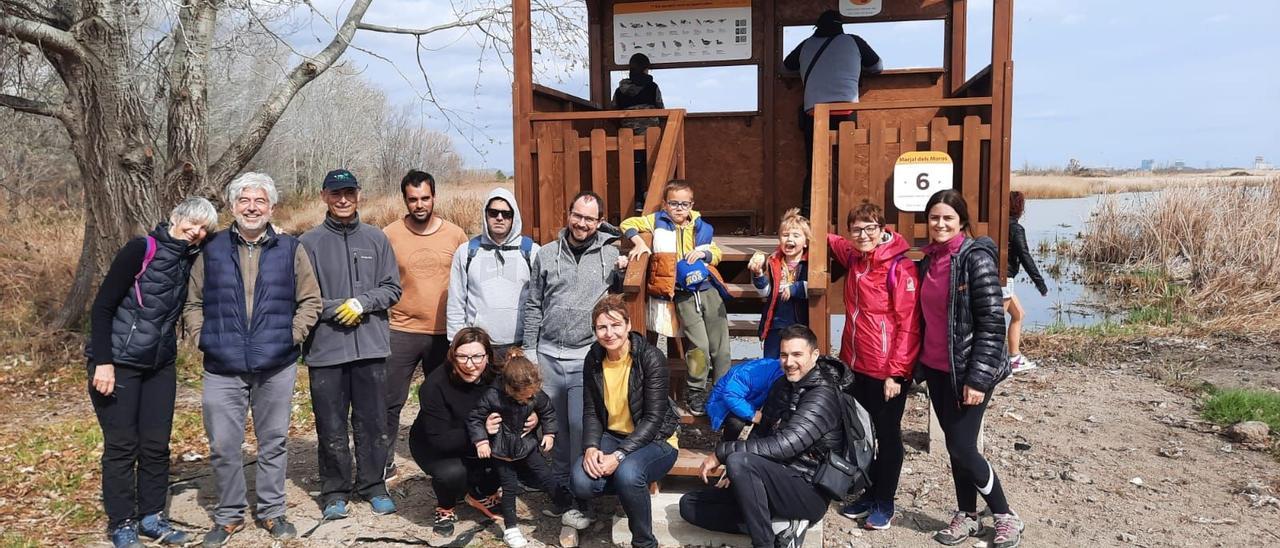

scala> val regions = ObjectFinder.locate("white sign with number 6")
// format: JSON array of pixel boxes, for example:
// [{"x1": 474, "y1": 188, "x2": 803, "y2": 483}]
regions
[{"x1": 893, "y1": 151, "x2": 954, "y2": 212}]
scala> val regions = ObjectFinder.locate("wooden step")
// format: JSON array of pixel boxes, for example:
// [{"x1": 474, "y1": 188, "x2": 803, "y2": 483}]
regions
[
  {"x1": 669, "y1": 447, "x2": 712, "y2": 477},
  {"x1": 675, "y1": 406, "x2": 711, "y2": 426},
  {"x1": 723, "y1": 282, "x2": 762, "y2": 300},
  {"x1": 728, "y1": 318, "x2": 758, "y2": 337},
  {"x1": 715, "y1": 235, "x2": 777, "y2": 262}
]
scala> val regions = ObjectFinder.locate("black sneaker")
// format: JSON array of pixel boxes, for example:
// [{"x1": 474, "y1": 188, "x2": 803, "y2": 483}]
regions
[
  {"x1": 687, "y1": 390, "x2": 708, "y2": 416},
  {"x1": 773, "y1": 518, "x2": 810, "y2": 548},
  {"x1": 255, "y1": 516, "x2": 297, "y2": 540},
  {"x1": 433, "y1": 506, "x2": 458, "y2": 536},
  {"x1": 201, "y1": 522, "x2": 244, "y2": 547}
]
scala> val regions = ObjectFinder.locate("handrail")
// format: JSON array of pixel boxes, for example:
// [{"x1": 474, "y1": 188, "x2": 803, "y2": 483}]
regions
[
  {"x1": 532, "y1": 84, "x2": 601, "y2": 111},
  {"x1": 640, "y1": 110, "x2": 686, "y2": 212},
  {"x1": 952, "y1": 64, "x2": 993, "y2": 97},
  {"x1": 816, "y1": 97, "x2": 991, "y2": 112},
  {"x1": 530, "y1": 108, "x2": 676, "y2": 121}
]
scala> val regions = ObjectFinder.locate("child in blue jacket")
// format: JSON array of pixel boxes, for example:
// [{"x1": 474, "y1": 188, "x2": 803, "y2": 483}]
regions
[{"x1": 705, "y1": 358, "x2": 783, "y2": 442}]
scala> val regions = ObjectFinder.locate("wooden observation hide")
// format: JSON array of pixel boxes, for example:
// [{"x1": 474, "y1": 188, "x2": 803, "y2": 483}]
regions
[{"x1": 511, "y1": 0, "x2": 1014, "y2": 358}]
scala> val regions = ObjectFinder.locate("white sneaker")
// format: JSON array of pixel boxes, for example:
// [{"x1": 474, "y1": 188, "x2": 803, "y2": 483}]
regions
[
  {"x1": 503, "y1": 527, "x2": 528, "y2": 548},
  {"x1": 561, "y1": 508, "x2": 592, "y2": 530},
  {"x1": 1010, "y1": 355, "x2": 1038, "y2": 373},
  {"x1": 773, "y1": 519, "x2": 810, "y2": 548}
]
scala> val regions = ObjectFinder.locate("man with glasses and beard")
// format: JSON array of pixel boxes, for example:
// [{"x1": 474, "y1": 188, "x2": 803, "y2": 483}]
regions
[
  {"x1": 382, "y1": 170, "x2": 469, "y2": 481},
  {"x1": 447, "y1": 188, "x2": 540, "y2": 366},
  {"x1": 522, "y1": 191, "x2": 629, "y2": 529}
]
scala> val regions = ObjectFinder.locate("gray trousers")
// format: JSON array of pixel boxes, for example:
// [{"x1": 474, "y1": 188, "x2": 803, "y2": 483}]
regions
[
  {"x1": 677, "y1": 288, "x2": 732, "y2": 392},
  {"x1": 202, "y1": 363, "x2": 297, "y2": 525},
  {"x1": 537, "y1": 352, "x2": 584, "y2": 491}
]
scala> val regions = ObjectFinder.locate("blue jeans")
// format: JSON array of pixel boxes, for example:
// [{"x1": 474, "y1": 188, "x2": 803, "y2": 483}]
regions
[{"x1": 571, "y1": 433, "x2": 677, "y2": 548}]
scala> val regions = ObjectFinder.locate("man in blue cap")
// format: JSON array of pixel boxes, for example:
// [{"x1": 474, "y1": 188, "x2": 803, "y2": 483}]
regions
[{"x1": 299, "y1": 169, "x2": 403, "y2": 520}]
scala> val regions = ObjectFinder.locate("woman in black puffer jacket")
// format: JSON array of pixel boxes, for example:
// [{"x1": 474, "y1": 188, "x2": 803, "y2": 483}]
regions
[
  {"x1": 572, "y1": 295, "x2": 680, "y2": 548},
  {"x1": 917, "y1": 190, "x2": 1023, "y2": 548}
]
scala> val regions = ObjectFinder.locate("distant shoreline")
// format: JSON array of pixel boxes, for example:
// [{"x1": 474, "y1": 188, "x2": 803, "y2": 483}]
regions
[{"x1": 1012, "y1": 171, "x2": 1279, "y2": 200}]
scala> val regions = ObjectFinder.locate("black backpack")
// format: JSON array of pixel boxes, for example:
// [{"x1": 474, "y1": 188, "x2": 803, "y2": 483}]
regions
[{"x1": 812, "y1": 389, "x2": 877, "y2": 500}]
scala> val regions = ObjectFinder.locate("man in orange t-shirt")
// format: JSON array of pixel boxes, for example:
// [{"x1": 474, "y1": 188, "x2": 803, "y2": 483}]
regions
[{"x1": 381, "y1": 170, "x2": 468, "y2": 479}]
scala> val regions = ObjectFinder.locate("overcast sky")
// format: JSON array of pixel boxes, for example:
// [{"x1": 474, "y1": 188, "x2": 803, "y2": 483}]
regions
[{"x1": 307, "y1": 0, "x2": 1280, "y2": 172}]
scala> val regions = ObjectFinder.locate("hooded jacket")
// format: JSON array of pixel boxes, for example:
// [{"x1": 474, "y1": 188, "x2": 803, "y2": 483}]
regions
[
  {"x1": 447, "y1": 188, "x2": 541, "y2": 345},
  {"x1": 299, "y1": 213, "x2": 403, "y2": 367},
  {"x1": 521, "y1": 227, "x2": 623, "y2": 361},
  {"x1": 918, "y1": 236, "x2": 1008, "y2": 396},
  {"x1": 716, "y1": 356, "x2": 850, "y2": 481},
  {"x1": 706, "y1": 357, "x2": 784, "y2": 431},
  {"x1": 613, "y1": 74, "x2": 663, "y2": 110},
  {"x1": 1008, "y1": 218, "x2": 1047, "y2": 293},
  {"x1": 828, "y1": 231, "x2": 921, "y2": 380}
]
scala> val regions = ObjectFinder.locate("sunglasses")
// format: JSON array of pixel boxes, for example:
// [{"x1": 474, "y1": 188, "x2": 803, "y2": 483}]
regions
[{"x1": 486, "y1": 208, "x2": 514, "y2": 220}]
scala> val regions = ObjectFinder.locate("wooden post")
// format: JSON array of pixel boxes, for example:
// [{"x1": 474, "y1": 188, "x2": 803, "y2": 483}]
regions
[
  {"x1": 989, "y1": 0, "x2": 1014, "y2": 280},
  {"x1": 948, "y1": 0, "x2": 968, "y2": 95},
  {"x1": 513, "y1": 0, "x2": 534, "y2": 238},
  {"x1": 809, "y1": 104, "x2": 832, "y2": 354}
]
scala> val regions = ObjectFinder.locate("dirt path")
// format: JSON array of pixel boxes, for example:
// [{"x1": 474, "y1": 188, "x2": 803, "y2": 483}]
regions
[{"x1": 41, "y1": 336, "x2": 1280, "y2": 546}]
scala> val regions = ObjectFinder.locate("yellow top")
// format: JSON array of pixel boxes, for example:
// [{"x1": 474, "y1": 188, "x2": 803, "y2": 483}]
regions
[{"x1": 601, "y1": 353, "x2": 679, "y2": 449}]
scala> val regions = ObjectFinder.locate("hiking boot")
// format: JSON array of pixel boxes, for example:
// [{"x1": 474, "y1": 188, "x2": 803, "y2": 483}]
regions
[
  {"x1": 255, "y1": 516, "x2": 297, "y2": 540},
  {"x1": 866, "y1": 501, "x2": 894, "y2": 530},
  {"x1": 1009, "y1": 355, "x2": 1038, "y2": 374},
  {"x1": 933, "y1": 511, "x2": 982, "y2": 545},
  {"x1": 200, "y1": 522, "x2": 244, "y2": 547},
  {"x1": 992, "y1": 511, "x2": 1024, "y2": 548},
  {"x1": 561, "y1": 508, "x2": 593, "y2": 530},
  {"x1": 465, "y1": 491, "x2": 501, "y2": 520},
  {"x1": 433, "y1": 506, "x2": 458, "y2": 536},
  {"x1": 503, "y1": 527, "x2": 529, "y2": 548},
  {"x1": 772, "y1": 518, "x2": 810, "y2": 548},
  {"x1": 109, "y1": 521, "x2": 145, "y2": 548},
  {"x1": 139, "y1": 512, "x2": 193, "y2": 545},
  {"x1": 838, "y1": 496, "x2": 875, "y2": 520},
  {"x1": 369, "y1": 494, "x2": 397, "y2": 515},
  {"x1": 322, "y1": 499, "x2": 349, "y2": 521},
  {"x1": 687, "y1": 390, "x2": 708, "y2": 416}
]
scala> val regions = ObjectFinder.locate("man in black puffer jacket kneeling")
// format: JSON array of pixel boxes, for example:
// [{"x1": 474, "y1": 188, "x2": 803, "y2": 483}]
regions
[{"x1": 679, "y1": 324, "x2": 847, "y2": 548}]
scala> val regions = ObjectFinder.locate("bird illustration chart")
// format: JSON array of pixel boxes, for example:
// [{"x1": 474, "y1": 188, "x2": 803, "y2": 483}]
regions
[{"x1": 614, "y1": 0, "x2": 752, "y2": 64}]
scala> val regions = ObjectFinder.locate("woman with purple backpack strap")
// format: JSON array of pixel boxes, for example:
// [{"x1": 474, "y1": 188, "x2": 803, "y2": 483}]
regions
[
  {"x1": 85, "y1": 197, "x2": 218, "y2": 548},
  {"x1": 827, "y1": 201, "x2": 922, "y2": 531}
]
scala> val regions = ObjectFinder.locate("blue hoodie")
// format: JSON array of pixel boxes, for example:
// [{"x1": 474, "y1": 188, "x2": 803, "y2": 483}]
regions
[{"x1": 706, "y1": 358, "x2": 784, "y2": 431}]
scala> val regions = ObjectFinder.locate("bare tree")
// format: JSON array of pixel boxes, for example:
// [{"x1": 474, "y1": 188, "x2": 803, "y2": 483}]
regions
[{"x1": 0, "y1": 0, "x2": 373, "y2": 329}]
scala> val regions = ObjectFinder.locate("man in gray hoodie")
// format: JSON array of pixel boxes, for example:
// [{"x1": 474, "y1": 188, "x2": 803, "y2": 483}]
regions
[
  {"x1": 522, "y1": 191, "x2": 628, "y2": 525},
  {"x1": 447, "y1": 187, "x2": 540, "y2": 364},
  {"x1": 299, "y1": 169, "x2": 403, "y2": 520}
]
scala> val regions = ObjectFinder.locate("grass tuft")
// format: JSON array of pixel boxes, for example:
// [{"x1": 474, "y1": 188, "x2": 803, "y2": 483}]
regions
[{"x1": 1202, "y1": 388, "x2": 1280, "y2": 433}]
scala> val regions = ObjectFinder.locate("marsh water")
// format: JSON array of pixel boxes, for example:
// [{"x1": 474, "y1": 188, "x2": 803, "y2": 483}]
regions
[{"x1": 729, "y1": 194, "x2": 1147, "y2": 360}]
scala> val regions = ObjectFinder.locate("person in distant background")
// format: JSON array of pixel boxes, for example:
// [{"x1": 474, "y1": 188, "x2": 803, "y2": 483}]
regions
[
  {"x1": 784, "y1": 9, "x2": 882, "y2": 217},
  {"x1": 613, "y1": 53, "x2": 665, "y2": 211},
  {"x1": 1005, "y1": 190, "x2": 1049, "y2": 373}
]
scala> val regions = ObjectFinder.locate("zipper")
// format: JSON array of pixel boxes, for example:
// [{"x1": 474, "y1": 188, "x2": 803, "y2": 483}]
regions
[
  {"x1": 342, "y1": 229, "x2": 360, "y2": 355},
  {"x1": 880, "y1": 320, "x2": 888, "y2": 356},
  {"x1": 123, "y1": 321, "x2": 138, "y2": 351}
]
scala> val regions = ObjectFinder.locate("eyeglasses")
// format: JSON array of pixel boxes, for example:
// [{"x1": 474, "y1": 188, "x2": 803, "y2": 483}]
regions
[
  {"x1": 454, "y1": 353, "x2": 487, "y2": 364},
  {"x1": 570, "y1": 212, "x2": 601, "y2": 224},
  {"x1": 849, "y1": 224, "x2": 881, "y2": 237},
  {"x1": 486, "y1": 208, "x2": 514, "y2": 220},
  {"x1": 665, "y1": 200, "x2": 693, "y2": 210}
]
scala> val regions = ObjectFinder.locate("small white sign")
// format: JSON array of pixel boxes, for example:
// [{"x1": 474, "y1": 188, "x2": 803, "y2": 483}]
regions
[
  {"x1": 894, "y1": 151, "x2": 953, "y2": 212},
  {"x1": 840, "y1": 0, "x2": 883, "y2": 18}
]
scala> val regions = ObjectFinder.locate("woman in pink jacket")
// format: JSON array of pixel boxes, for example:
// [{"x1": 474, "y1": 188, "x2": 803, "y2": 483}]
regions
[{"x1": 827, "y1": 202, "x2": 921, "y2": 531}]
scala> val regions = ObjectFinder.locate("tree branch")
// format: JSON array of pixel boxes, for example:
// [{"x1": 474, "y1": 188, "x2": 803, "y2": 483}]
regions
[
  {"x1": 357, "y1": 8, "x2": 508, "y2": 36},
  {"x1": 207, "y1": 0, "x2": 374, "y2": 188},
  {"x1": 0, "y1": 92, "x2": 64, "y2": 120},
  {"x1": 0, "y1": 14, "x2": 83, "y2": 59}
]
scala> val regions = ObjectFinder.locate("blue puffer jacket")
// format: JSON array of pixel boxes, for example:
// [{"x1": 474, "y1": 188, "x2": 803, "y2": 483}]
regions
[
  {"x1": 706, "y1": 358, "x2": 783, "y2": 431},
  {"x1": 198, "y1": 227, "x2": 301, "y2": 374}
]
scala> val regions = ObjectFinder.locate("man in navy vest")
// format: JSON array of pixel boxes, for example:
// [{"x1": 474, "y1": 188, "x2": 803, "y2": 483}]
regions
[{"x1": 183, "y1": 172, "x2": 322, "y2": 546}]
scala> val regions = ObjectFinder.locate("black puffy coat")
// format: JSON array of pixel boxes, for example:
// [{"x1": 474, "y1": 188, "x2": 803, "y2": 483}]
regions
[
  {"x1": 715, "y1": 356, "x2": 850, "y2": 481},
  {"x1": 1008, "y1": 219, "x2": 1047, "y2": 293},
  {"x1": 466, "y1": 386, "x2": 557, "y2": 461},
  {"x1": 918, "y1": 236, "x2": 1008, "y2": 396},
  {"x1": 582, "y1": 332, "x2": 680, "y2": 455}
]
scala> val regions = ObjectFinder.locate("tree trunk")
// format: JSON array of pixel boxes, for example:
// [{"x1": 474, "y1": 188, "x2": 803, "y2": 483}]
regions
[{"x1": 163, "y1": 0, "x2": 218, "y2": 201}]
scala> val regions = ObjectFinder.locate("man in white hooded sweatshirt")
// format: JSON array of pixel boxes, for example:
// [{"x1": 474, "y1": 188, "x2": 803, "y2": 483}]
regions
[{"x1": 446, "y1": 187, "x2": 541, "y2": 364}]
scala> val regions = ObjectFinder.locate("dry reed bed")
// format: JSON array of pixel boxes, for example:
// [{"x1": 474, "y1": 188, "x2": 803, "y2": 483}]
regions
[
  {"x1": 1077, "y1": 176, "x2": 1280, "y2": 332},
  {"x1": 273, "y1": 185, "x2": 499, "y2": 236},
  {"x1": 1012, "y1": 174, "x2": 1276, "y2": 200}
]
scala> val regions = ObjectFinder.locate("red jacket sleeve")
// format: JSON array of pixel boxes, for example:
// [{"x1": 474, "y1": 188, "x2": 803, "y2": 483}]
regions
[
  {"x1": 888, "y1": 258, "x2": 922, "y2": 379},
  {"x1": 826, "y1": 233, "x2": 855, "y2": 268}
]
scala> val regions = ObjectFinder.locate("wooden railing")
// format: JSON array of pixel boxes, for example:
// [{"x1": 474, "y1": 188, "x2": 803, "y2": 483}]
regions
[{"x1": 807, "y1": 98, "x2": 1005, "y2": 352}]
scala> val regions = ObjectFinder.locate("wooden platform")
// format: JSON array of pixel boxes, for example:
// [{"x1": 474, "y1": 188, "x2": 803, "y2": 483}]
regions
[{"x1": 715, "y1": 235, "x2": 778, "y2": 261}]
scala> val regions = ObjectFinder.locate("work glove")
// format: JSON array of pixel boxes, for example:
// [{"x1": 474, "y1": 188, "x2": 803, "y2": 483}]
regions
[{"x1": 335, "y1": 298, "x2": 364, "y2": 326}]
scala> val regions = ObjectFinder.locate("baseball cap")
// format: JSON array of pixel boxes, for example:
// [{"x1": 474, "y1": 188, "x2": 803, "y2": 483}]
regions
[{"x1": 322, "y1": 169, "x2": 359, "y2": 191}]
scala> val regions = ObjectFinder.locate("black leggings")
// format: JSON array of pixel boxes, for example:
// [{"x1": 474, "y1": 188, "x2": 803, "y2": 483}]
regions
[
  {"x1": 850, "y1": 372, "x2": 910, "y2": 503},
  {"x1": 408, "y1": 430, "x2": 499, "y2": 509},
  {"x1": 923, "y1": 367, "x2": 1010, "y2": 514},
  {"x1": 88, "y1": 363, "x2": 176, "y2": 530},
  {"x1": 492, "y1": 453, "x2": 572, "y2": 529}
]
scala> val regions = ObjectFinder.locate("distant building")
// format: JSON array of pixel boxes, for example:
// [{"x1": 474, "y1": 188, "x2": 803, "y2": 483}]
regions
[
  {"x1": 1256, "y1": 156, "x2": 1272, "y2": 170},
  {"x1": 1139, "y1": 159, "x2": 1154, "y2": 171},
  {"x1": 1173, "y1": 161, "x2": 1185, "y2": 171}
]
